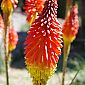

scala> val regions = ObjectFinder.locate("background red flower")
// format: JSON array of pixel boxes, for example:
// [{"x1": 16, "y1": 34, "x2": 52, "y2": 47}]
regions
[
  {"x1": 24, "y1": 0, "x2": 46, "y2": 24},
  {"x1": 8, "y1": 26, "x2": 18, "y2": 52},
  {"x1": 63, "y1": 4, "x2": 79, "y2": 43}
]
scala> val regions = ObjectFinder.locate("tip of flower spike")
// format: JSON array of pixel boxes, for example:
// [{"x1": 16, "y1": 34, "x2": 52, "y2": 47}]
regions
[
  {"x1": 1, "y1": 0, "x2": 18, "y2": 14},
  {"x1": 1, "y1": 0, "x2": 13, "y2": 14}
]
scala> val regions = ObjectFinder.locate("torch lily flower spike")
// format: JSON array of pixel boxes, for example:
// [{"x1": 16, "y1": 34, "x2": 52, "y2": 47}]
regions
[
  {"x1": 24, "y1": 0, "x2": 63, "y2": 84},
  {"x1": 8, "y1": 26, "x2": 18, "y2": 52},
  {"x1": 62, "y1": 4, "x2": 79, "y2": 43},
  {"x1": 24, "y1": 0, "x2": 46, "y2": 25}
]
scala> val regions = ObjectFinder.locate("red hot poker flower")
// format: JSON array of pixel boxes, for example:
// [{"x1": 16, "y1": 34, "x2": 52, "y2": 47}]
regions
[
  {"x1": 0, "y1": 15, "x2": 4, "y2": 38},
  {"x1": 24, "y1": 0, "x2": 62, "y2": 84},
  {"x1": 62, "y1": 4, "x2": 79, "y2": 43},
  {"x1": 8, "y1": 26, "x2": 18, "y2": 52},
  {"x1": 24, "y1": 0, "x2": 46, "y2": 25}
]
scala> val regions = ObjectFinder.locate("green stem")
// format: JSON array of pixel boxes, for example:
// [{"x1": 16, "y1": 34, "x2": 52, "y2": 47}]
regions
[
  {"x1": 4, "y1": 27, "x2": 9, "y2": 85},
  {"x1": 3, "y1": 13, "x2": 10, "y2": 85},
  {"x1": 5, "y1": 56, "x2": 9, "y2": 85},
  {"x1": 66, "y1": 0, "x2": 72, "y2": 17},
  {"x1": 2, "y1": 2, "x2": 12, "y2": 85},
  {"x1": 62, "y1": 41, "x2": 71, "y2": 85},
  {"x1": 69, "y1": 70, "x2": 80, "y2": 85}
]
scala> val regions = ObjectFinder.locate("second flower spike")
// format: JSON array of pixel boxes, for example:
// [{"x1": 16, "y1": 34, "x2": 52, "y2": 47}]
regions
[{"x1": 63, "y1": 4, "x2": 79, "y2": 43}]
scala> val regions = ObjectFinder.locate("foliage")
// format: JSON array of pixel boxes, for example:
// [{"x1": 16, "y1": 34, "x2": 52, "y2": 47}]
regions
[{"x1": 0, "y1": 56, "x2": 4, "y2": 73}]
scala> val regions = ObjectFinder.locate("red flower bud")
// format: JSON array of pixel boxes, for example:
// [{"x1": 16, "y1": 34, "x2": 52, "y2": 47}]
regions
[
  {"x1": 8, "y1": 26, "x2": 18, "y2": 51},
  {"x1": 63, "y1": 4, "x2": 79, "y2": 43}
]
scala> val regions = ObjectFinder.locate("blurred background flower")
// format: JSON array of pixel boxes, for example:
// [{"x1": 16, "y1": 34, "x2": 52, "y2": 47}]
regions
[
  {"x1": 8, "y1": 26, "x2": 18, "y2": 52},
  {"x1": 63, "y1": 4, "x2": 79, "y2": 43},
  {"x1": 23, "y1": 0, "x2": 46, "y2": 25},
  {"x1": 0, "y1": 15, "x2": 4, "y2": 38}
]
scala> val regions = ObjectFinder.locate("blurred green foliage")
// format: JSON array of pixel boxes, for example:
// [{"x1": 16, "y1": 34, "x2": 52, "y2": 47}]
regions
[
  {"x1": 20, "y1": 23, "x2": 29, "y2": 32},
  {"x1": 57, "y1": 0, "x2": 79, "y2": 18},
  {"x1": 72, "y1": 82, "x2": 85, "y2": 85},
  {"x1": 0, "y1": 56, "x2": 4, "y2": 73},
  {"x1": 57, "y1": 0, "x2": 66, "y2": 19},
  {"x1": 72, "y1": 0, "x2": 78, "y2": 4}
]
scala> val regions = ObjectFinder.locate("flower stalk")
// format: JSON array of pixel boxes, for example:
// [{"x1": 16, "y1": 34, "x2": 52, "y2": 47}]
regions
[
  {"x1": 62, "y1": 1, "x2": 79, "y2": 85},
  {"x1": 1, "y1": 1, "x2": 12, "y2": 84},
  {"x1": 62, "y1": 41, "x2": 71, "y2": 85},
  {"x1": 66, "y1": 0, "x2": 72, "y2": 17},
  {"x1": 4, "y1": 19, "x2": 9, "y2": 85},
  {"x1": 1, "y1": 0, "x2": 18, "y2": 85}
]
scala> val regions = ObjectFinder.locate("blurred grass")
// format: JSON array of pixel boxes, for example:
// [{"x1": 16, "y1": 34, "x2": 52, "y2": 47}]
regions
[
  {"x1": 71, "y1": 81, "x2": 85, "y2": 85},
  {"x1": 71, "y1": 69, "x2": 85, "y2": 85},
  {"x1": 0, "y1": 56, "x2": 4, "y2": 73}
]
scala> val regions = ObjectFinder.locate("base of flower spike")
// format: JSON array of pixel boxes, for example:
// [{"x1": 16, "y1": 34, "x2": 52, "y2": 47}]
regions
[{"x1": 27, "y1": 64, "x2": 57, "y2": 85}]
